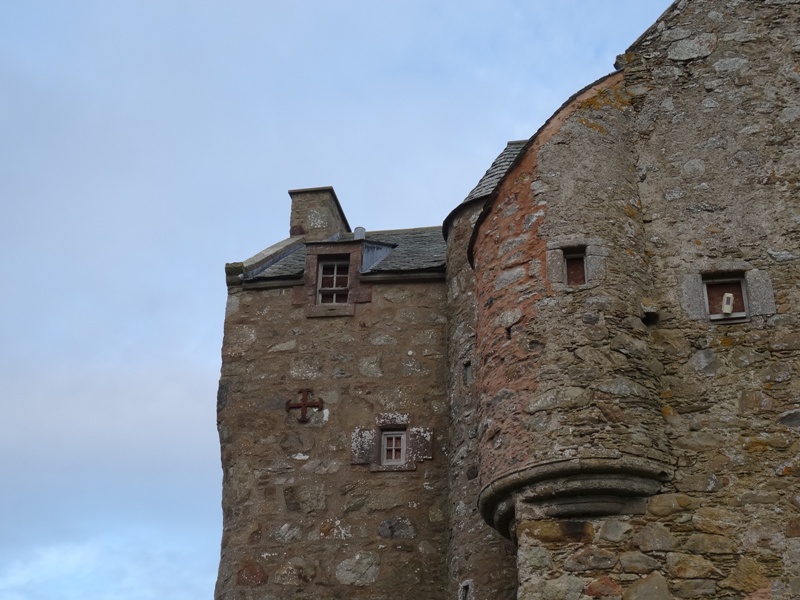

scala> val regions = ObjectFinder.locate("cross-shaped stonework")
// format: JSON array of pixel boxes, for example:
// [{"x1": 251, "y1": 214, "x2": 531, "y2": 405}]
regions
[{"x1": 285, "y1": 389, "x2": 323, "y2": 423}]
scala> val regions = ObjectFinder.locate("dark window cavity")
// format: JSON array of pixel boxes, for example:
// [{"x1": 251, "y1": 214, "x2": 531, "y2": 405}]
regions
[
  {"x1": 564, "y1": 247, "x2": 587, "y2": 286},
  {"x1": 317, "y1": 255, "x2": 350, "y2": 304},
  {"x1": 704, "y1": 275, "x2": 748, "y2": 322}
]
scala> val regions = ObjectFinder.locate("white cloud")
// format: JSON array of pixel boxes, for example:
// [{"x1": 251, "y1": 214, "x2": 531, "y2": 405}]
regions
[
  {"x1": 0, "y1": 541, "x2": 100, "y2": 590},
  {"x1": 0, "y1": 533, "x2": 216, "y2": 600},
  {"x1": 0, "y1": 1, "x2": 672, "y2": 598}
]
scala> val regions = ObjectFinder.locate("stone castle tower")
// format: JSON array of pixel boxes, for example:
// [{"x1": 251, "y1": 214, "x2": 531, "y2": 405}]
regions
[{"x1": 215, "y1": 1, "x2": 800, "y2": 598}]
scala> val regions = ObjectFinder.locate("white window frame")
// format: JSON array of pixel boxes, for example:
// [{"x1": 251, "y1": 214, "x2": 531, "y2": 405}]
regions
[
  {"x1": 381, "y1": 430, "x2": 406, "y2": 466},
  {"x1": 703, "y1": 276, "x2": 749, "y2": 323},
  {"x1": 316, "y1": 256, "x2": 350, "y2": 304}
]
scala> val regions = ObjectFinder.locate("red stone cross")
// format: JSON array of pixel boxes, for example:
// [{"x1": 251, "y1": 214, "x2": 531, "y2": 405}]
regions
[{"x1": 285, "y1": 389, "x2": 323, "y2": 423}]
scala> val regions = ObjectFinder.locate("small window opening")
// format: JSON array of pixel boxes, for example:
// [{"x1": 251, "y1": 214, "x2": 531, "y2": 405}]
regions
[
  {"x1": 317, "y1": 255, "x2": 350, "y2": 304},
  {"x1": 564, "y1": 248, "x2": 587, "y2": 286},
  {"x1": 381, "y1": 430, "x2": 406, "y2": 466},
  {"x1": 458, "y1": 580, "x2": 473, "y2": 600},
  {"x1": 704, "y1": 275, "x2": 748, "y2": 322},
  {"x1": 642, "y1": 312, "x2": 660, "y2": 327},
  {"x1": 463, "y1": 362, "x2": 473, "y2": 385}
]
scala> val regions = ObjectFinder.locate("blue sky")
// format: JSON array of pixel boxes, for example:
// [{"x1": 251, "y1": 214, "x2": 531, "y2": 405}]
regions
[{"x1": 0, "y1": 2, "x2": 671, "y2": 598}]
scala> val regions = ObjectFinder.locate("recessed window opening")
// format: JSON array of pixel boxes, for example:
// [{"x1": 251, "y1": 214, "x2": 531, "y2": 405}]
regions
[
  {"x1": 317, "y1": 255, "x2": 350, "y2": 304},
  {"x1": 642, "y1": 312, "x2": 660, "y2": 327},
  {"x1": 458, "y1": 580, "x2": 472, "y2": 600},
  {"x1": 464, "y1": 361, "x2": 473, "y2": 385},
  {"x1": 564, "y1": 247, "x2": 587, "y2": 286},
  {"x1": 381, "y1": 430, "x2": 406, "y2": 466},
  {"x1": 703, "y1": 274, "x2": 748, "y2": 322}
]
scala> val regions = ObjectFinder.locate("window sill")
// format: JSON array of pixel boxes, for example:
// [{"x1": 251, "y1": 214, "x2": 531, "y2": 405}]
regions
[
  {"x1": 708, "y1": 313, "x2": 749, "y2": 324},
  {"x1": 370, "y1": 462, "x2": 417, "y2": 472},
  {"x1": 306, "y1": 303, "x2": 355, "y2": 318}
]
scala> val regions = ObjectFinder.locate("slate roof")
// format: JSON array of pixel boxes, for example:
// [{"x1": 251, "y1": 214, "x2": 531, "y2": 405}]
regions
[
  {"x1": 462, "y1": 140, "x2": 527, "y2": 203},
  {"x1": 245, "y1": 227, "x2": 446, "y2": 281},
  {"x1": 360, "y1": 228, "x2": 446, "y2": 273}
]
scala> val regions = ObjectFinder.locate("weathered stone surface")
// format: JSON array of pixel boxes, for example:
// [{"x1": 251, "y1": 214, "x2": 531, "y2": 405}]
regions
[
  {"x1": 667, "y1": 33, "x2": 717, "y2": 60},
  {"x1": 672, "y1": 579, "x2": 717, "y2": 598},
  {"x1": 682, "y1": 533, "x2": 736, "y2": 554},
  {"x1": 273, "y1": 557, "x2": 317, "y2": 585},
  {"x1": 720, "y1": 557, "x2": 769, "y2": 592},
  {"x1": 673, "y1": 432, "x2": 724, "y2": 452},
  {"x1": 585, "y1": 575, "x2": 622, "y2": 598},
  {"x1": 283, "y1": 484, "x2": 326, "y2": 513},
  {"x1": 236, "y1": 560, "x2": 268, "y2": 587},
  {"x1": 620, "y1": 551, "x2": 661, "y2": 574},
  {"x1": 623, "y1": 572, "x2": 671, "y2": 600},
  {"x1": 674, "y1": 472, "x2": 729, "y2": 493},
  {"x1": 358, "y1": 356, "x2": 383, "y2": 377},
  {"x1": 494, "y1": 266, "x2": 526, "y2": 290},
  {"x1": 687, "y1": 349, "x2": 722, "y2": 376},
  {"x1": 378, "y1": 516, "x2": 415, "y2": 539},
  {"x1": 692, "y1": 507, "x2": 738, "y2": 535},
  {"x1": 335, "y1": 552, "x2": 380, "y2": 586},
  {"x1": 519, "y1": 521, "x2": 594, "y2": 543},
  {"x1": 648, "y1": 494, "x2": 697, "y2": 516},
  {"x1": 524, "y1": 387, "x2": 591, "y2": 414},
  {"x1": 742, "y1": 586, "x2": 771, "y2": 600},
  {"x1": 633, "y1": 523, "x2": 675, "y2": 552},
  {"x1": 542, "y1": 575, "x2": 586, "y2": 600},
  {"x1": 599, "y1": 519, "x2": 633, "y2": 542},
  {"x1": 667, "y1": 552, "x2": 720, "y2": 578},
  {"x1": 788, "y1": 518, "x2": 800, "y2": 538},
  {"x1": 564, "y1": 547, "x2": 618, "y2": 571},
  {"x1": 518, "y1": 544, "x2": 553, "y2": 572}
]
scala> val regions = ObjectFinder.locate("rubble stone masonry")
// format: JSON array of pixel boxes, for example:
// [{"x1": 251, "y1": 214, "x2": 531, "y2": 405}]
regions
[
  {"x1": 217, "y1": 1, "x2": 800, "y2": 598},
  {"x1": 216, "y1": 279, "x2": 449, "y2": 599}
]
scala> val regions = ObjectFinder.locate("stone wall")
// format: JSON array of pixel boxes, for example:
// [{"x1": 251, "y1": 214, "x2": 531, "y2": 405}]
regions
[
  {"x1": 445, "y1": 203, "x2": 518, "y2": 599},
  {"x1": 216, "y1": 278, "x2": 449, "y2": 599},
  {"x1": 618, "y1": 0, "x2": 799, "y2": 597},
  {"x1": 216, "y1": 2, "x2": 800, "y2": 598},
  {"x1": 468, "y1": 0, "x2": 800, "y2": 598},
  {"x1": 471, "y1": 74, "x2": 672, "y2": 543}
]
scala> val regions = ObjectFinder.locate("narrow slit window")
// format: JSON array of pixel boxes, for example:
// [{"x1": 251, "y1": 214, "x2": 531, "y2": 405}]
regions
[
  {"x1": 703, "y1": 276, "x2": 748, "y2": 322},
  {"x1": 381, "y1": 430, "x2": 406, "y2": 466},
  {"x1": 317, "y1": 255, "x2": 350, "y2": 304},
  {"x1": 564, "y1": 248, "x2": 587, "y2": 286},
  {"x1": 459, "y1": 581, "x2": 472, "y2": 600}
]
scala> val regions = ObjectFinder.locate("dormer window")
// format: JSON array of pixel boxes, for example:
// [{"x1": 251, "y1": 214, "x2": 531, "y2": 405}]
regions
[
  {"x1": 297, "y1": 243, "x2": 372, "y2": 317},
  {"x1": 317, "y1": 255, "x2": 350, "y2": 304}
]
